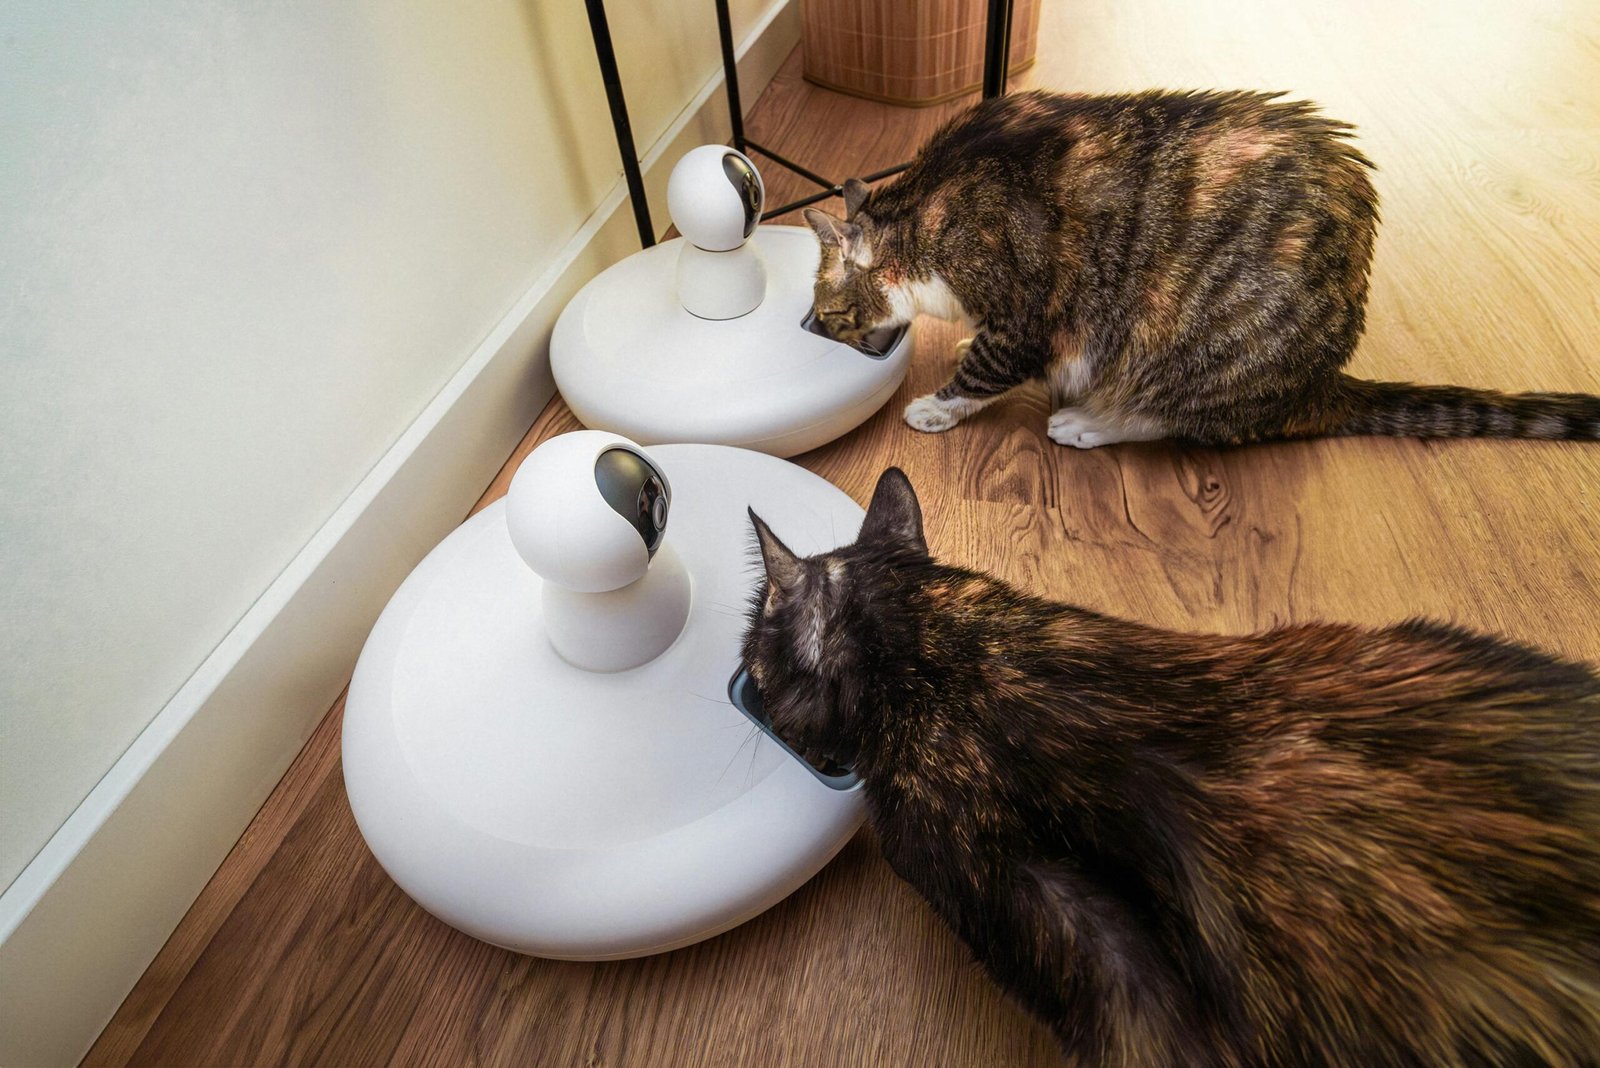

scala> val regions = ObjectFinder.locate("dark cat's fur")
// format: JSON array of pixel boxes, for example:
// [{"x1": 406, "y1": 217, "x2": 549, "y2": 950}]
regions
[
  {"x1": 742, "y1": 468, "x2": 1600, "y2": 1066},
  {"x1": 804, "y1": 90, "x2": 1600, "y2": 446}
]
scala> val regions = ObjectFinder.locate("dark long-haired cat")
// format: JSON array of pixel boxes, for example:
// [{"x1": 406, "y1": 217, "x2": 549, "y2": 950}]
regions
[
  {"x1": 803, "y1": 90, "x2": 1600, "y2": 447},
  {"x1": 742, "y1": 468, "x2": 1600, "y2": 1066}
]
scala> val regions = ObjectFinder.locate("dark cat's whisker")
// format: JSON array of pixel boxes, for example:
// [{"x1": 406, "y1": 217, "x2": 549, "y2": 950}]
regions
[
  {"x1": 744, "y1": 732, "x2": 762, "y2": 789},
  {"x1": 713, "y1": 724, "x2": 766, "y2": 788},
  {"x1": 703, "y1": 598, "x2": 750, "y2": 614}
]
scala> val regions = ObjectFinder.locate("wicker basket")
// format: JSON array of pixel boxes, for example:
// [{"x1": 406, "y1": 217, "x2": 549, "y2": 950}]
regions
[{"x1": 801, "y1": 0, "x2": 1042, "y2": 107}]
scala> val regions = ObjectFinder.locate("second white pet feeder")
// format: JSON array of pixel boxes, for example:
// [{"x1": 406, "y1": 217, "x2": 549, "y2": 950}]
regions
[
  {"x1": 551, "y1": 146, "x2": 912, "y2": 458},
  {"x1": 343, "y1": 431, "x2": 865, "y2": 958}
]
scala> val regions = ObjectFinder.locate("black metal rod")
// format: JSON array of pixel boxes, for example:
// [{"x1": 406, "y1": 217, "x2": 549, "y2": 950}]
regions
[
  {"x1": 585, "y1": 0, "x2": 1011, "y2": 243},
  {"x1": 761, "y1": 160, "x2": 912, "y2": 220},
  {"x1": 982, "y1": 0, "x2": 1015, "y2": 98},
  {"x1": 584, "y1": 0, "x2": 654, "y2": 248},
  {"x1": 744, "y1": 139, "x2": 835, "y2": 190},
  {"x1": 861, "y1": 161, "x2": 912, "y2": 184},
  {"x1": 762, "y1": 186, "x2": 849, "y2": 220},
  {"x1": 714, "y1": 0, "x2": 746, "y2": 151}
]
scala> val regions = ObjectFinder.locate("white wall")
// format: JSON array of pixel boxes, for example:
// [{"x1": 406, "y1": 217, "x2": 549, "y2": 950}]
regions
[
  {"x1": 0, "y1": 0, "x2": 769, "y2": 899},
  {"x1": 0, "y1": 0, "x2": 793, "y2": 1061}
]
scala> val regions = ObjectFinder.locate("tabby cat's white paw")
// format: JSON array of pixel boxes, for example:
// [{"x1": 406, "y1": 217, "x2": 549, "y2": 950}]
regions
[
  {"x1": 905, "y1": 394, "x2": 963, "y2": 433},
  {"x1": 1048, "y1": 408, "x2": 1113, "y2": 449},
  {"x1": 1048, "y1": 408, "x2": 1164, "y2": 448}
]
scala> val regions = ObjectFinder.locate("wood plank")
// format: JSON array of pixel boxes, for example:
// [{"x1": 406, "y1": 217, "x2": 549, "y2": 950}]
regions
[{"x1": 87, "y1": 1, "x2": 1600, "y2": 1063}]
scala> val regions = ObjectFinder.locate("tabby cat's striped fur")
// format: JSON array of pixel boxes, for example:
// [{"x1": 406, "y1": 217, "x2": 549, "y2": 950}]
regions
[{"x1": 804, "y1": 90, "x2": 1600, "y2": 446}]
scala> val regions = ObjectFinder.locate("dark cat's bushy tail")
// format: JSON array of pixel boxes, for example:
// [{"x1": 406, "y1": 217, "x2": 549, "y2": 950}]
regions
[{"x1": 1326, "y1": 375, "x2": 1600, "y2": 439}]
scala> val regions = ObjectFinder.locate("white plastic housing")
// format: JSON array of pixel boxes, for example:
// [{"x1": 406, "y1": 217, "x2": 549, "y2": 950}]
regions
[
  {"x1": 342, "y1": 443, "x2": 867, "y2": 959},
  {"x1": 677, "y1": 241, "x2": 767, "y2": 320},
  {"x1": 543, "y1": 542, "x2": 691, "y2": 672},
  {"x1": 506, "y1": 430, "x2": 658, "y2": 594},
  {"x1": 552, "y1": 226, "x2": 912, "y2": 457},
  {"x1": 667, "y1": 144, "x2": 764, "y2": 252}
]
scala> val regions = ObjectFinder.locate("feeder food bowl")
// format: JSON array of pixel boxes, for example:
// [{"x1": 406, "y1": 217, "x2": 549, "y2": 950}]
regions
[
  {"x1": 342, "y1": 431, "x2": 866, "y2": 958},
  {"x1": 551, "y1": 146, "x2": 912, "y2": 458}
]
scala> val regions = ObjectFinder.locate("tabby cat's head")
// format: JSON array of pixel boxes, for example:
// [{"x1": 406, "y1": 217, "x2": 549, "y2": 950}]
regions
[
  {"x1": 741, "y1": 468, "x2": 929, "y2": 771},
  {"x1": 803, "y1": 179, "x2": 900, "y2": 344}
]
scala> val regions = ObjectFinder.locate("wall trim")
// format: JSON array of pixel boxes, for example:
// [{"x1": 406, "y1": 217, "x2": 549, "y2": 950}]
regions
[{"x1": 0, "y1": 4, "x2": 798, "y2": 1063}]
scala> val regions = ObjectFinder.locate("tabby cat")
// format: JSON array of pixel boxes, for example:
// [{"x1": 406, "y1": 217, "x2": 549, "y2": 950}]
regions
[
  {"x1": 742, "y1": 468, "x2": 1600, "y2": 1066},
  {"x1": 804, "y1": 90, "x2": 1600, "y2": 447}
]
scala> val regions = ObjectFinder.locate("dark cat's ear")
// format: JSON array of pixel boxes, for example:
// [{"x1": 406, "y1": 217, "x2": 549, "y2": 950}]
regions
[
  {"x1": 749, "y1": 507, "x2": 803, "y2": 592},
  {"x1": 803, "y1": 207, "x2": 860, "y2": 252},
  {"x1": 858, "y1": 468, "x2": 926, "y2": 553},
  {"x1": 842, "y1": 178, "x2": 871, "y2": 220}
]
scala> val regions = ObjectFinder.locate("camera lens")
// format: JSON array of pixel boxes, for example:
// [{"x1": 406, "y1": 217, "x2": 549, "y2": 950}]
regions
[
  {"x1": 595, "y1": 448, "x2": 670, "y2": 556},
  {"x1": 636, "y1": 475, "x2": 667, "y2": 551},
  {"x1": 722, "y1": 153, "x2": 762, "y2": 238}
]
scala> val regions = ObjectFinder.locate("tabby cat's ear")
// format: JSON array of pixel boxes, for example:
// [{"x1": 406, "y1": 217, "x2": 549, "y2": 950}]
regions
[
  {"x1": 803, "y1": 208, "x2": 861, "y2": 252},
  {"x1": 858, "y1": 468, "x2": 926, "y2": 553},
  {"x1": 749, "y1": 507, "x2": 803, "y2": 592},
  {"x1": 842, "y1": 178, "x2": 871, "y2": 220}
]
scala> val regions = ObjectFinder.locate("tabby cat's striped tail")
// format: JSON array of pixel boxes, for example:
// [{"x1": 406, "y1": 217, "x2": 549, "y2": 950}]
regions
[{"x1": 1329, "y1": 375, "x2": 1600, "y2": 439}]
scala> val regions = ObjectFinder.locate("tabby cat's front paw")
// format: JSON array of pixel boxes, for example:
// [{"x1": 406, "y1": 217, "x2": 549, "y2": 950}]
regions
[
  {"x1": 904, "y1": 394, "x2": 963, "y2": 433},
  {"x1": 1048, "y1": 408, "x2": 1113, "y2": 449},
  {"x1": 1048, "y1": 407, "x2": 1165, "y2": 448}
]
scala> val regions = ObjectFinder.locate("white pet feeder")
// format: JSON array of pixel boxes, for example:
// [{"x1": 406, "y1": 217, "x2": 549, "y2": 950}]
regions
[
  {"x1": 342, "y1": 431, "x2": 865, "y2": 958},
  {"x1": 551, "y1": 146, "x2": 912, "y2": 458}
]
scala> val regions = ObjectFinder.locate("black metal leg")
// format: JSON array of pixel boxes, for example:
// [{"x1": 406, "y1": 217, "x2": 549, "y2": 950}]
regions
[
  {"x1": 584, "y1": 0, "x2": 1017, "y2": 244},
  {"x1": 583, "y1": 0, "x2": 654, "y2": 248},
  {"x1": 982, "y1": 0, "x2": 1015, "y2": 99},
  {"x1": 745, "y1": 141, "x2": 835, "y2": 191},
  {"x1": 715, "y1": 0, "x2": 746, "y2": 152},
  {"x1": 757, "y1": 0, "x2": 1016, "y2": 218}
]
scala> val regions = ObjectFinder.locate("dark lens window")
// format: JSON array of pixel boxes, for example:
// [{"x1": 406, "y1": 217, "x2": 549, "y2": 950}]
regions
[
  {"x1": 595, "y1": 448, "x2": 669, "y2": 557},
  {"x1": 722, "y1": 153, "x2": 762, "y2": 238}
]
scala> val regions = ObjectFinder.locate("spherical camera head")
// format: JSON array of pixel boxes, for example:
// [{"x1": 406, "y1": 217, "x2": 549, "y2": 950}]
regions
[
  {"x1": 507, "y1": 431, "x2": 672, "y2": 595},
  {"x1": 668, "y1": 145, "x2": 764, "y2": 253}
]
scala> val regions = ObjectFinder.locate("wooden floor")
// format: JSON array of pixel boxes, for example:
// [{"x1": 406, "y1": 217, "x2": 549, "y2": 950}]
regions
[{"x1": 87, "y1": 1, "x2": 1600, "y2": 1064}]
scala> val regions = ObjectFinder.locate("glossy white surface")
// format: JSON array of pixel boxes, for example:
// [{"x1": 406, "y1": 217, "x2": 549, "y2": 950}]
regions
[
  {"x1": 342, "y1": 443, "x2": 866, "y2": 959},
  {"x1": 542, "y1": 543, "x2": 692, "y2": 673},
  {"x1": 676, "y1": 241, "x2": 769, "y2": 320}
]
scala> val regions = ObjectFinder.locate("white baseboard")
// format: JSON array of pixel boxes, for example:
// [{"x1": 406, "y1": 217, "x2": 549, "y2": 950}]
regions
[{"x1": 0, "y1": 5, "x2": 798, "y2": 1063}]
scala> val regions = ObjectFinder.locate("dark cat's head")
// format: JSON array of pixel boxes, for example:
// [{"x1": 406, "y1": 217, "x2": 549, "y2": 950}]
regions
[
  {"x1": 803, "y1": 179, "x2": 901, "y2": 344},
  {"x1": 741, "y1": 467, "x2": 929, "y2": 770}
]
